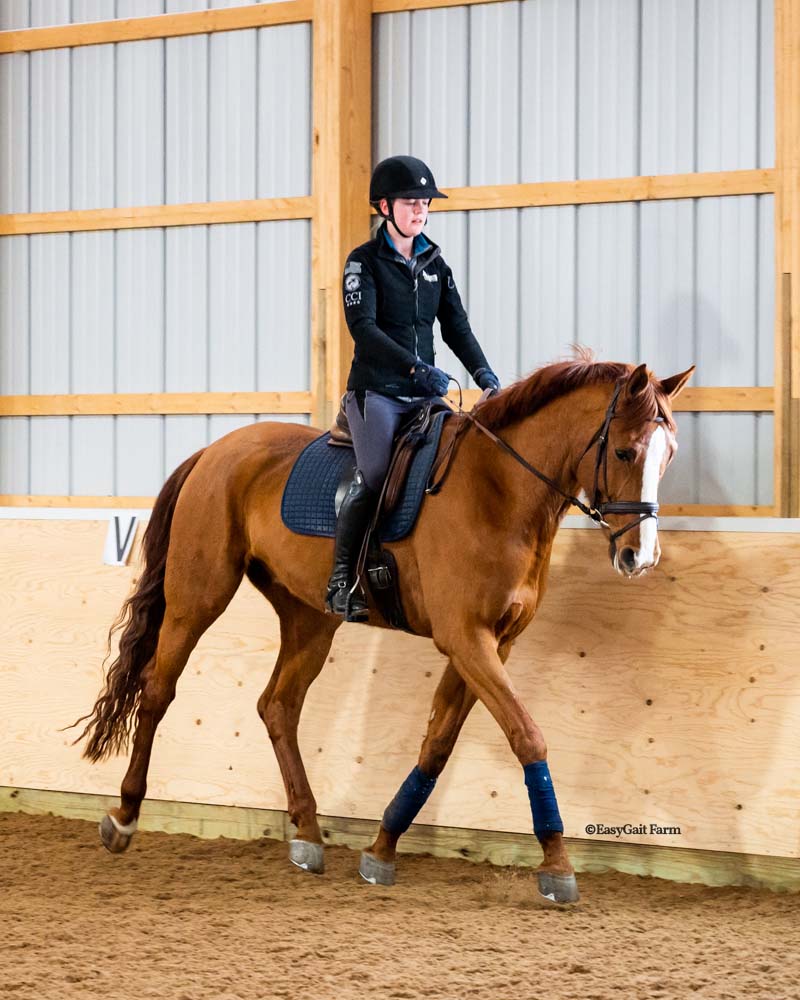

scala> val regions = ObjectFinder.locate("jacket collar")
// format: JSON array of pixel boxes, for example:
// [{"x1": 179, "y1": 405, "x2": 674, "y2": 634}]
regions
[{"x1": 375, "y1": 221, "x2": 441, "y2": 272}]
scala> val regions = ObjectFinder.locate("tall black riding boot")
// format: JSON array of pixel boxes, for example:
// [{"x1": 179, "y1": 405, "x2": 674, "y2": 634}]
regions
[{"x1": 325, "y1": 469, "x2": 379, "y2": 621}]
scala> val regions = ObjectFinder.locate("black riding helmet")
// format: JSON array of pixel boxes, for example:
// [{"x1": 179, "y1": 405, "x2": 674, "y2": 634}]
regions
[{"x1": 369, "y1": 155, "x2": 447, "y2": 238}]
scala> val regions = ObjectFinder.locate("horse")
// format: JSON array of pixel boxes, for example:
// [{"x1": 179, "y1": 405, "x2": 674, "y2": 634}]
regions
[{"x1": 73, "y1": 356, "x2": 693, "y2": 904}]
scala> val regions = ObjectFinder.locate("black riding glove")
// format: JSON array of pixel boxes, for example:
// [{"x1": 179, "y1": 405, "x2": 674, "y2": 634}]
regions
[
  {"x1": 474, "y1": 367, "x2": 501, "y2": 394},
  {"x1": 412, "y1": 363, "x2": 451, "y2": 397}
]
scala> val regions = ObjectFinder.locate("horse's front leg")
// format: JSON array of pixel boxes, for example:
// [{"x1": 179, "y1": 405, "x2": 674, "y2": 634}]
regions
[
  {"x1": 359, "y1": 658, "x2": 479, "y2": 886},
  {"x1": 445, "y1": 627, "x2": 578, "y2": 903}
]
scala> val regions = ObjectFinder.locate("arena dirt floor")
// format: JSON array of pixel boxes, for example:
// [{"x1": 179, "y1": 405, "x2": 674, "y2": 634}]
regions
[{"x1": 1, "y1": 812, "x2": 799, "y2": 1000}]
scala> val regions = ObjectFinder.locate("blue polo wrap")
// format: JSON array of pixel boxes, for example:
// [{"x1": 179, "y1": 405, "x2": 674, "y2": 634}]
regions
[
  {"x1": 382, "y1": 766, "x2": 438, "y2": 835},
  {"x1": 524, "y1": 760, "x2": 564, "y2": 839}
]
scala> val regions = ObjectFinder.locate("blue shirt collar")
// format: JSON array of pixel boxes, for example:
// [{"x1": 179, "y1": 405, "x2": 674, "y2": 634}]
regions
[{"x1": 383, "y1": 227, "x2": 430, "y2": 258}]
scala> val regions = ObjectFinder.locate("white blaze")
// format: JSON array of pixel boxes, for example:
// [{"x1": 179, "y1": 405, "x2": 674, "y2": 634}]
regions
[{"x1": 637, "y1": 425, "x2": 667, "y2": 567}]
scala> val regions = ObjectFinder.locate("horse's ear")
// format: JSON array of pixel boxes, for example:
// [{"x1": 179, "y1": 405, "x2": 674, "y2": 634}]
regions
[
  {"x1": 659, "y1": 365, "x2": 695, "y2": 400},
  {"x1": 625, "y1": 363, "x2": 650, "y2": 398}
]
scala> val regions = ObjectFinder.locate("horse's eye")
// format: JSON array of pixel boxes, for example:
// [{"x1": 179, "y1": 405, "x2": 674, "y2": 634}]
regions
[{"x1": 615, "y1": 448, "x2": 635, "y2": 462}]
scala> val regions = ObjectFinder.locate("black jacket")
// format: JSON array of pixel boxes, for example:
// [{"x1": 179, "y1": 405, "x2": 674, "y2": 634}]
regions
[{"x1": 342, "y1": 223, "x2": 491, "y2": 397}]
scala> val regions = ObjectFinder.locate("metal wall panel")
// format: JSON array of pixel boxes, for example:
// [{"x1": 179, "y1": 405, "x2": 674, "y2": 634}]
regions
[
  {"x1": 0, "y1": 1, "x2": 287, "y2": 30},
  {"x1": 520, "y1": 0, "x2": 577, "y2": 183},
  {"x1": 374, "y1": 0, "x2": 775, "y2": 183},
  {"x1": 3, "y1": 24, "x2": 311, "y2": 214},
  {"x1": 0, "y1": 219, "x2": 310, "y2": 496},
  {"x1": 0, "y1": 54, "x2": 30, "y2": 213}
]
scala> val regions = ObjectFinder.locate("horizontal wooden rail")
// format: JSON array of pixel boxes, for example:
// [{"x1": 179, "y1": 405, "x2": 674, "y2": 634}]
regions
[
  {"x1": 434, "y1": 170, "x2": 776, "y2": 213},
  {"x1": 448, "y1": 386, "x2": 775, "y2": 413},
  {"x1": 0, "y1": 0, "x2": 313, "y2": 53},
  {"x1": 0, "y1": 197, "x2": 314, "y2": 237},
  {"x1": 0, "y1": 495, "x2": 777, "y2": 517},
  {"x1": 0, "y1": 391, "x2": 313, "y2": 417},
  {"x1": 374, "y1": 0, "x2": 508, "y2": 11},
  {"x1": 0, "y1": 387, "x2": 773, "y2": 418}
]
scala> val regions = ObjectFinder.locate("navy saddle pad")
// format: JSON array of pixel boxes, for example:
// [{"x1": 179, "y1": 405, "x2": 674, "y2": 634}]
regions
[{"x1": 281, "y1": 410, "x2": 449, "y2": 542}]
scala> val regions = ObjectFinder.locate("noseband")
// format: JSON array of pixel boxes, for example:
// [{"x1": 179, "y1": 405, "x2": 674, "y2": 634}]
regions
[{"x1": 428, "y1": 379, "x2": 660, "y2": 558}]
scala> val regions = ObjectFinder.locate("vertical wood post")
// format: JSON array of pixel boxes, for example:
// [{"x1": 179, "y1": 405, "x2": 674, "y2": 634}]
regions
[
  {"x1": 310, "y1": 0, "x2": 373, "y2": 430},
  {"x1": 775, "y1": 0, "x2": 800, "y2": 514}
]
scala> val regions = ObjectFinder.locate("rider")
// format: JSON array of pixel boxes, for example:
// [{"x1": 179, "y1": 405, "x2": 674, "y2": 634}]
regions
[{"x1": 325, "y1": 154, "x2": 501, "y2": 621}]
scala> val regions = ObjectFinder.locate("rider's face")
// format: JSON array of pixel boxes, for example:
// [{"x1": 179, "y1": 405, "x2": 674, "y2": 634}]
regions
[{"x1": 383, "y1": 197, "x2": 430, "y2": 237}]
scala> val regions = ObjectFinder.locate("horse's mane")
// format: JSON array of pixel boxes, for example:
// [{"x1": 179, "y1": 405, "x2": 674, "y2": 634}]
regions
[{"x1": 474, "y1": 349, "x2": 676, "y2": 433}]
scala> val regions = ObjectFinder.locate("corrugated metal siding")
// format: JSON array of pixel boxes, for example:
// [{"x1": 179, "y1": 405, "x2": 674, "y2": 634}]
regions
[
  {"x1": 422, "y1": 193, "x2": 774, "y2": 507},
  {"x1": 375, "y1": 0, "x2": 775, "y2": 506},
  {"x1": 0, "y1": 22, "x2": 311, "y2": 212},
  {"x1": 0, "y1": 220, "x2": 311, "y2": 495},
  {"x1": 0, "y1": 1, "x2": 288, "y2": 30},
  {"x1": 375, "y1": 0, "x2": 774, "y2": 184}
]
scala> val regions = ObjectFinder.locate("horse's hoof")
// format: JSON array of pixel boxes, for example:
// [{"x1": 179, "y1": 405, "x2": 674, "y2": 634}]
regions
[
  {"x1": 537, "y1": 870, "x2": 580, "y2": 904},
  {"x1": 99, "y1": 814, "x2": 137, "y2": 854},
  {"x1": 288, "y1": 839, "x2": 325, "y2": 874},
  {"x1": 359, "y1": 851, "x2": 396, "y2": 886}
]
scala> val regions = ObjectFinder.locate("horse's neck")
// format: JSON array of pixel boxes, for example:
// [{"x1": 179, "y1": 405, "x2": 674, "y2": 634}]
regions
[{"x1": 466, "y1": 394, "x2": 586, "y2": 550}]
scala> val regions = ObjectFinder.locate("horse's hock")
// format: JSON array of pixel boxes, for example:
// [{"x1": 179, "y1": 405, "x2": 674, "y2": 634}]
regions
[{"x1": 2, "y1": 516, "x2": 799, "y2": 892}]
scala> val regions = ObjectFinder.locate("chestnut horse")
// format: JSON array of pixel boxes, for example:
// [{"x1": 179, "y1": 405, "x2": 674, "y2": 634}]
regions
[{"x1": 74, "y1": 357, "x2": 693, "y2": 904}]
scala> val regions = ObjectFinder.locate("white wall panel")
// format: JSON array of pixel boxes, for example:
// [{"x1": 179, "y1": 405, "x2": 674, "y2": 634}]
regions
[
  {"x1": 576, "y1": 203, "x2": 638, "y2": 360},
  {"x1": 407, "y1": 10, "x2": 468, "y2": 188},
  {"x1": 208, "y1": 28, "x2": 257, "y2": 202},
  {"x1": 257, "y1": 24, "x2": 312, "y2": 197},
  {"x1": 640, "y1": 0, "x2": 696, "y2": 175},
  {"x1": 373, "y1": 12, "x2": 410, "y2": 166},
  {"x1": 30, "y1": 49, "x2": 70, "y2": 212},
  {"x1": 256, "y1": 220, "x2": 310, "y2": 391},
  {"x1": 0, "y1": 237, "x2": 30, "y2": 394},
  {"x1": 519, "y1": 205, "x2": 577, "y2": 372},
  {"x1": 209, "y1": 224, "x2": 256, "y2": 391},
  {"x1": 0, "y1": 1, "x2": 29, "y2": 30},
  {"x1": 0, "y1": 419, "x2": 29, "y2": 493},
  {"x1": 117, "y1": 39, "x2": 165, "y2": 207},
  {"x1": 72, "y1": 43, "x2": 115, "y2": 209},
  {"x1": 165, "y1": 227, "x2": 208, "y2": 392},
  {"x1": 0, "y1": 54, "x2": 30, "y2": 213},
  {"x1": 578, "y1": 0, "x2": 639, "y2": 179},
  {"x1": 697, "y1": 0, "x2": 760, "y2": 171},
  {"x1": 520, "y1": 0, "x2": 577, "y2": 183},
  {"x1": 71, "y1": 233, "x2": 115, "y2": 494},
  {"x1": 468, "y1": 2, "x2": 521, "y2": 187},
  {"x1": 465, "y1": 211, "x2": 520, "y2": 387},
  {"x1": 166, "y1": 34, "x2": 209, "y2": 205}
]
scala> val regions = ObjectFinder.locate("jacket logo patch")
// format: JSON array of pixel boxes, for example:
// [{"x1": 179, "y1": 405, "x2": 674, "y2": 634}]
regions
[
  {"x1": 345, "y1": 291, "x2": 362, "y2": 307},
  {"x1": 345, "y1": 274, "x2": 361, "y2": 291},
  {"x1": 344, "y1": 261, "x2": 362, "y2": 275},
  {"x1": 421, "y1": 270, "x2": 438, "y2": 283}
]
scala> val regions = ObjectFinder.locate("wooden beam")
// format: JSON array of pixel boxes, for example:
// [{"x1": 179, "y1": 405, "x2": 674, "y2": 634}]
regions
[
  {"x1": 0, "y1": 0, "x2": 313, "y2": 53},
  {"x1": 0, "y1": 391, "x2": 313, "y2": 417},
  {"x1": 447, "y1": 386, "x2": 775, "y2": 413},
  {"x1": 431, "y1": 170, "x2": 775, "y2": 213},
  {"x1": 775, "y1": 0, "x2": 800, "y2": 514},
  {"x1": 0, "y1": 495, "x2": 156, "y2": 508},
  {"x1": 3, "y1": 787, "x2": 798, "y2": 892},
  {"x1": 0, "y1": 197, "x2": 314, "y2": 237},
  {"x1": 311, "y1": 0, "x2": 373, "y2": 429},
  {"x1": 374, "y1": 0, "x2": 509, "y2": 11}
]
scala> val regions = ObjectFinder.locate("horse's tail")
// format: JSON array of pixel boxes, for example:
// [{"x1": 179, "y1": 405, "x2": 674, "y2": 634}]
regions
[{"x1": 73, "y1": 448, "x2": 206, "y2": 763}]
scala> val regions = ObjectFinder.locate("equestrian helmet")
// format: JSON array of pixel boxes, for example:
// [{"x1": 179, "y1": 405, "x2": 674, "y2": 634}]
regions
[{"x1": 369, "y1": 156, "x2": 448, "y2": 205}]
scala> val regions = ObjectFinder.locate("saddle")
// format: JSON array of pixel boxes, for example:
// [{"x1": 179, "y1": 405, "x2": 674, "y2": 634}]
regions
[{"x1": 328, "y1": 394, "x2": 452, "y2": 515}]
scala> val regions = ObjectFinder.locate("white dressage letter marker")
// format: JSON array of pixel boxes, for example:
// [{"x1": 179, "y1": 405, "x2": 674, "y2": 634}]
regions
[{"x1": 103, "y1": 515, "x2": 138, "y2": 566}]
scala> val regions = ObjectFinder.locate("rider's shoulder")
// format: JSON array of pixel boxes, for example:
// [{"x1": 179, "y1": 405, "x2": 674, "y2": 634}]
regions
[{"x1": 346, "y1": 234, "x2": 381, "y2": 265}]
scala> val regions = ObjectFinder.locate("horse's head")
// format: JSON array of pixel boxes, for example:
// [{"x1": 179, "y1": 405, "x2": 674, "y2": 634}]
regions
[{"x1": 574, "y1": 364, "x2": 694, "y2": 577}]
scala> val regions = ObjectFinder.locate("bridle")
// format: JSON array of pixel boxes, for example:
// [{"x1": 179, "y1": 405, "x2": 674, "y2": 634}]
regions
[{"x1": 428, "y1": 379, "x2": 662, "y2": 559}]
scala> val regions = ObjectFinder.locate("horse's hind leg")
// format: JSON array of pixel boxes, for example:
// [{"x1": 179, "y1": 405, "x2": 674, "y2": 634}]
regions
[
  {"x1": 101, "y1": 574, "x2": 243, "y2": 853},
  {"x1": 359, "y1": 655, "x2": 483, "y2": 886},
  {"x1": 254, "y1": 583, "x2": 341, "y2": 875}
]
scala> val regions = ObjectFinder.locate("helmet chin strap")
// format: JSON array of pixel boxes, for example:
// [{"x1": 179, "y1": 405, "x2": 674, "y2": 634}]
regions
[{"x1": 385, "y1": 199, "x2": 412, "y2": 240}]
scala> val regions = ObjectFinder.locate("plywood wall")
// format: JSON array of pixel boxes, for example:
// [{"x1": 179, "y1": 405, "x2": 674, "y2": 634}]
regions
[{"x1": 2, "y1": 518, "x2": 799, "y2": 860}]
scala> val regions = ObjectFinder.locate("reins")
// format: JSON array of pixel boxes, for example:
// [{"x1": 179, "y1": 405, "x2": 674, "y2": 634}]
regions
[{"x1": 428, "y1": 378, "x2": 660, "y2": 554}]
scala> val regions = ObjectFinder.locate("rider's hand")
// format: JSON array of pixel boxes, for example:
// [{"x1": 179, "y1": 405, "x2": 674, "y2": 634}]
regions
[
  {"x1": 412, "y1": 363, "x2": 451, "y2": 397},
  {"x1": 474, "y1": 367, "x2": 501, "y2": 394}
]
